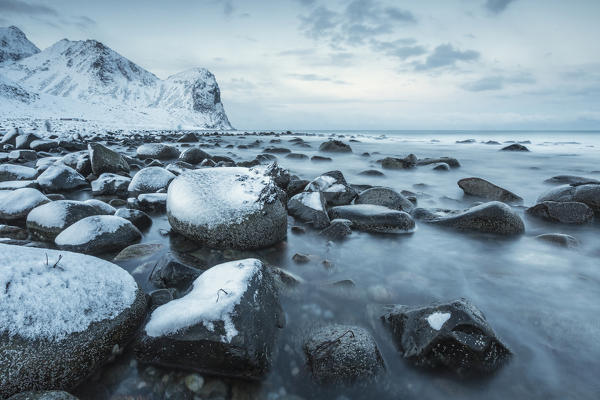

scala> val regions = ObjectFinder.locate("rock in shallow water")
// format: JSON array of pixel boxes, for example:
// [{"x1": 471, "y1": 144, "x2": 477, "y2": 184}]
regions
[
  {"x1": 36, "y1": 165, "x2": 88, "y2": 192},
  {"x1": 535, "y1": 233, "x2": 579, "y2": 248},
  {"x1": 91, "y1": 173, "x2": 131, "y2": 196},
  {"x1": 288, "y1": 191, "x2": 330, "y2": 229},
  {"x1": 458, "y1": 177, "x2": 523, "y2": 204},
  {"x1": 537, "y1": 184, "x2": 600, "y2": 215},
  {"x1": 329, "y1": 204, "x2": 415, "y2": 233},
  {"x1": 526, "y1": 201, "x2": 593, "y2": 224},
  {"x1": 167, "y1": 167, "x2": 287, "y2": 249},
  {"x1": 0, "y1": 244, "x2": 146, "y2": 398},
  {"x1": 88, "y1": 143, "x2": 129, "y2": 176},
  {"x1": 135, "y1": 259, "x2": 283, "y2": 380},
  {"x1": 355, "y1": 187, "x2": 414, "y2": 212},
  {"x1": 136, "y1": 143, "x2": 180, "y2": 160},
  {"x1": 319, "y1": 140, "x2": 352, "y2": 153},
  {"x1": 127, "y1": 167, "x2": 175, "y2": 195},
  {"x1": 380, "y1": 299, "x2": 510, "y2": 376}
]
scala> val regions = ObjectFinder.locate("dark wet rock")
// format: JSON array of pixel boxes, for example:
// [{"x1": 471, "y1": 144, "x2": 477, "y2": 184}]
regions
[
  {"x1": 285, "y1": 153, "x2": 308, "y2": 160},
  {"x1": 114, "y1": 208, "x2": 153, "y2": 230},
  {"x1": 113, "y1": 242, "x2": 164, "y2": 261},
  {"x1": 381, "y1": 154, "x2": 417, "y2": 169},
  {"x1": 311, "y1": 155, "x2": 332, "y2": 162},
  {"x1": 55, "y1": 215, "x2": 142, "y2": 254},
  {"x1": 261, "y1": 162, "x2": 291, "y2": 190},
  {"x1": 329, "y1": 204, "x2": 415, "y2": 233},
  {"x1": 8, "y1": 391, "x2": 79, "y2": 399},
  {"x1": 288, "y1": 192, "x2": 330, "y2": 229},
  {"x1": 433, "y1": 163, "x2": 450, "y2": 171},
  {"x1": 0, "y1": 224, "x2": 28, "y2": 240},
  {"x1": 128, "y1": 167, "x2": 175, "y2": 195},
  {"x1": 108, "y1": 198, "x2": 127, "y2": 207},
  {"x1": 8, "y1": 150, "x2": 37, "y2": 161},
  {"x1": 537, "y1": 184, "x2": 600, "y2": 215},
  {"x1": 263, "y1": 147, "x2": 291, "y2": 154},
  {"x1": 15, "y1": 133, "x2": 41, "y2": 149},
  {"x1": 136, "y1": 143, "x2": 180, "y2": 160},
  {"x1": 304, "y1": 324, "x2": 385, "y2": 384},
  {"x1": 292, "y1": 253, "x2": 311, "y2": 264},
  {"x1": 88, "y1": 143, "x2": 129, "y2": 175},
  {"x1": 544, "y1": 175, "x2": 600, "y2": 185},
  {"x1": 26, "y1": 200, "x2": 110, "y2": 241},
  {"x1": 380, "y1": 299, "x2": 510, "y2": 375},
  {"x1": 535, "y1": 233, "x2": 579, "y2": 248},
  {"x1": 36, "y1": 165, "x2": 87, "y2": 192},
  {"x1": 148, "y1": 289, "x2": 174, "y2": 311},
  {"x1": 501, "y1": 144, "x2": 529, "y2": 152},
  {"x1": 149, "y1": 253, "x2": 202, "y2": 290},
  {"x1": 319, "y1": 218, "x2": 352, "y2": 240},
  {"x1": 355, "y1": 187, "x2": 414, "y2": 212},
  {"x1": 91, "y1": 173, "x2": 131, "y2": 196},
  {"x1": 0, "y1": 164, "x2": 37, "y2": 181},
  {"x1": 59, "y1": 152, "x2": 91, "y2": 177},
  {"x1": 526, "y1": 201, "x2": 593, "y2": 224},
  {"x1": 291, "y1": 226, "x2": 306, "y2": 234},
  {"x1": 177, "y1": 132, "x2": 199, "y2": 143},
  {"x1": 414, "y1": 201, "x2": 525, "y2": 235},
  {"x1": 286, "y1": 178, "x2": 310, "y2": 198},
  {"x1": 167, "y1": 168, "x2": 287, "y2": 250},
  {"x1": 138, "y1": 193, "x2": 167, "y2": 213},
  {"x1": 458, "y1": 177, "x2": 523, "y2": 204},
  {"x1": 484, "y1": 140, "x2": 501, "y2": 145},
  {"x1": 0, "y1": 188, "x2": 49, "y2": 221},
  {"x1": 135, "y1": 259, "x2": 283, "y2": 380},
  {"x1": 358, "y1": 169, "x2": 384, "y2": 176},
  {"x1": 319, "y1": 140, "x2": 352, "y2": 153},
  {"x1": 179, "y1": 147, "x2": 211, "y2": 164},
  {"x1": 456, "y1": 139, "x2": 475, "y2": 144},
  {"x1": 417, "y1": 157, "x2": 461, "y2": 168}
]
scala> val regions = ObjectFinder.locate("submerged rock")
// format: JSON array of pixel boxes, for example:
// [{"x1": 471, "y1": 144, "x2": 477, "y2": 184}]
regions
[
  {"x1": 0, "y1": 244, "x2": 146, "y2": 398},
  {"x1": 458, "y1": 177, "x2": 523, "y2": 204},
  {"x1": 535, "y1": 233, "x2": 579, "y2": 248},
  {"x1": 537, "y1": 184, "x2": 600, "y2": 215},
  {"x1": 135, "y1": 259, "x2": 283, "y2": 380},
  {"x1": 319, "y1": 140, "x2": 352, "y2": 153},
  {"x1": 526, "y1": 201, "x2": 593, "y2": 224},
  {"x1": 304, "y1": 325, "x2": 385, "y2": 384},
  {"x1": 288, "y1": 191, "x2": 330, "y2": 229},
  {"x1": 381, "y1": 154, "x2": 417, "y2": 169},
  {"x1": 355, "y1": 187, "x2": 414, "y2": 212},
  {"x1": 167, "y1": 167, "x2": 287, "y2": 249},
  {"x1": 329, "y1": 204, "x2": 415, "y2": 233},
  {"x1": 380, "y1": 299, "x2": 510, "y2": 375},
  {"x1": 501, "y1": 144, "x2": 529, "y2": 152},
  {"x1": 417, "y1": 157, "x2": 461, "y2": 168}
]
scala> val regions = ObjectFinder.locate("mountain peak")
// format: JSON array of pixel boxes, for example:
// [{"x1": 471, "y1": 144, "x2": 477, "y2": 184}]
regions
[{"x1": 0, "y1": 25, "x2": 40, "y2": 63}]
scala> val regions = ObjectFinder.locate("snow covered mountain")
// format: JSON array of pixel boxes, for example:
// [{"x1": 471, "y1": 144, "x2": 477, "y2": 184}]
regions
[
  {"x1": 0, "y1": 27, "x2": 232, "y2": 130},
  {"x1": 0, "y1": 26, "x2": 39, "y2": 63}
]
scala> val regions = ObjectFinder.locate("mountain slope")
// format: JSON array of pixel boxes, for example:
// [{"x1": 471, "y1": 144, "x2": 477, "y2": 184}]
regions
[
  {"x1": 0, "y1": 26, "x2": 39, "y2": 63},
  {"x1": 0, "y1": 29, "x2": 232, "y2": 130}
]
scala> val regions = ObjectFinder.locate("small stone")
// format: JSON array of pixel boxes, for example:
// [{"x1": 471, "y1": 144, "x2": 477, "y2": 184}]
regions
[{"x1": 184, "y1": 374, "x2": 205, "y2": 393}]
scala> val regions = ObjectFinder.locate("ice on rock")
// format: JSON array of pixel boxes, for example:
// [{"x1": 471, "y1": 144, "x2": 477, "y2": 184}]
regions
[
  {"x1": 427, "y1": 312, "x2": 451, "y2": 331},
  {"x1": 128, "y1": 166, "x2": 175, "y2": 195},
  {"x1": 0, "y1": 244, "x2": 137, "y2": 341},
  {"x1": 145, "y1": 258, "x2": 262, "y2": 342}
]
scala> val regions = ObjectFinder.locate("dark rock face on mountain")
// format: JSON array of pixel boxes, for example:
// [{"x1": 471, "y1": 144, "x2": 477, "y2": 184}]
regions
[{"x1": 0, "y1": 26, "x2": 39, "y2": 63}]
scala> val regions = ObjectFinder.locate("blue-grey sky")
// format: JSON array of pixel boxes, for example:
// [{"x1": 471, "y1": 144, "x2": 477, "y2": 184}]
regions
[{"x1": 1, "y1": 0, "x2": 599, "y2": 130}]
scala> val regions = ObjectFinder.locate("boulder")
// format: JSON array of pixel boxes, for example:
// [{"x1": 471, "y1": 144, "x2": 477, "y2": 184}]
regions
[
  {"x1": 537, "y1": 184, "x2": 600, "y2": 215},
  {"x1": 0, "y1": 164, "x2": 37, "y2": 181},
  {"x1": 136, "y1": 143, "x2": 180, "y2": 160},
  {"x1": 0, "y1": 180, "x2": 38, "y2": 190},
  {"x1": 135, "y1": 259, "x2": 283, "y2": 380},
  {"x1": 526, "y1": 201, "x2": 593, "y2": 224},
  {"x1": 91, "y1": 173, "x2": 131, "y2": 196},
  {"x1": 501, "y1": 144, "x2": 529, "y2": 151},
  {"x1": 128, "y1": 167, "x2": 175, "y2": 195},
  {"x1": 305, "y1": 171, "x2": 357, "y2": 206},
  {"x1": 0, "y1": 224, "x2": 28, "y2": 240},
  {"x1": 149, "y1": 253, "x2": 202, "y2": 290},
  {"x1": 59, "y1": 152, "x2": 90, "y2": 177},
  {"x1": 179, "y1": 147, "x2": 211, "y2": 164},
  {"x1": 0, "y1": 244, "x2": 146, "y2": 398},
  {"x1": 177, "y1": 132, "x2": 198, "y2": 142},
  {"x1": 88, "y1": 143, "x2": 129, "y2": 175},
  {"x1": 328, "y1": 204, "x2": 415, "y2": 233},
  {"x1": 319, "y1": 140, "x2": 352, "y2": 153},
  {"x1": 138, "y1": 193, "x2": 167, "y2": 213},
  {"x1": 319, "y1": 219, "x2": 352, "y2": 240},
  {"x1": 0, "y1": 188, "x2": 49, "y2": 221},
  {"x1": 36, "y1": 165, "x2": 87, "y2": 192},
  {"x1": 29, "y1": 140, "x2": 58, "y2": 152},
  {"x1": 167, "y1": 167, "x2": 287, "y2": 249},
  {"x1": 414, "y1": 201, "x2": 524, "y2": 235},
  {"x1": 381, "y1": 154, "x2": 417, "y2": 169},
  {"x1": 15, "y1": 133, "x2": 41, "y2": 149},
  {"x1": 288, "y1": 192, "x2": 330, "y2": 229},
  {"x1": 535, "y1": 233, "x2": 579, "y2": 248},
  {"x1": 417, "y1": 157, "x2": 460, "y2": 168},
  {"x1": 458, "y1": 177, "x2": 523, "y2": 204},
  {"x1": 114, "y1": 208, "x2": 152, "y2": 230},
  {"x1": 380, "y1": 299, "x2": 510, "y2": 375},
  {"x1": 55, "y1": 215, "x2": 142, "y2": 254},
  {"x1": 8, "y1": 150, "x2": 37, "y2": 161},
  {"x1": 304, "y1": 325, "x2": 385, "y2": 384},
  {"x1": 355, "y1": 187, "x2": 414, "y2": 212}
]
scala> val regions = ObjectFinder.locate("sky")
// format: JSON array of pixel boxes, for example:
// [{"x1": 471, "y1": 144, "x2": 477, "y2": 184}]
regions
[{"x1": 1, "y1": 0, "x2": 600, "y2": 130}]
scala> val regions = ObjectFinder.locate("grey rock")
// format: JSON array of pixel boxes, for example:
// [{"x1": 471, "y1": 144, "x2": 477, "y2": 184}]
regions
[
  {"x1": 526, "y1": 201, "x2": 593, "y2": 224},
  {"x1": 136, "y1": 143, "x2": 180, "y2": 160},
  {"x1": 535, "y1": 233, "x2": 579, "y2": 248},
  {"x1": 149, "y1": 253, "x2": 202, "y2": 290},
  {"x1": 319, "y1": 219, "x2": 352, "y2": 239},
  {"x1": 329, "y1": 204, "x2": 415, "y2": 233},
  {"x1": 417, "y1": 157, "x2": 461, "y2": 168},
  {"x1": 114, "y1": 208, "x2": 153, "y2": 230},
  {"x1": 537, "y1": 184, "x2": 600, "y2": 215},
  {"x1": 0, "y1": 224, "x2": 28, "y2": 240},
  {"x1": 128, "y1": 167, "x2": 175, "y2": 195},
  {"x1": 88, "y1": 143, "x2": 129, "y2": 175},
  {"x1": 319, "y1": 140, "x2": 352, "y2": 153},
  {"x1": 288, "y1": 192, "x2": 330, "y2": 229},
  {"x1": 179, "y1": 147, "x2": 211, "y2": 164},
  {"x1": 36, "y1": 165, "x2": 87, "y2": 192},
  {"x1": 381, "y1": 154, "x2": 417, "y2": 169},
  {"x1": 501, "y1": 144, "x2": 529, "y2": 151},
  {"x1": 355, "y1": 187, "x2": 414, "y2": 212},
  {"x1": 544, "y1": 175, "x2": 599, "y2": 185},
  {"x1": 0, "y1": 164, "x2": 37, "y2": 181},
  {"x1": 0, "y1": 188, "x2": 49, "y2": 221},
  {"x1": 8, "y1": 391, "x2": 79, "y2": 399},
  {"x1": 458, "y1": 177, "x2": 523, "y2": 204},
  {"x1": 91, "y1": 173, "x2": 131, "y2": 196}
]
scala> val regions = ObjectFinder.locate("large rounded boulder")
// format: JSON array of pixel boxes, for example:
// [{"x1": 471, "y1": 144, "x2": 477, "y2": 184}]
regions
[
  {"x1": 167, "y1": 167, "x2": 287, "y2": 249},
  {"x1": 0, "y1": 244, "x2": 146, "y2": 398},
  {"x1": 537, "y1": 184, "x2": 600, "y2": 215}
]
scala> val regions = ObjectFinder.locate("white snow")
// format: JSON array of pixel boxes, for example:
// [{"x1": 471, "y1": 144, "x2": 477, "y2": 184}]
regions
[
  {"x1": 145, "y1": 258, "x2": 263, "y2": 342},
  {"x1": 305, "y1": 175, "x2": 337, "y2": 192},
  {"x1": 0, "y1": 164, "x2": 37, "y2": 180},
  {"x1": 300, "y1": 191, "x2": 325, "y2": 211},
  {"x1": 83, "y1": 199, "x2": 116, "y2": 214},
  {"x1": 426, "y1": 312, "x2": 451, "y2": 330},
  {"x1": 0, "y1": 26, "x2": 39, "y2": 63},
  {"x1": 0, "y1": 180, "x2": 35, "y2": 190},
  {"x1": 0, "y1": 188, "x2": 48, "y2": 216},
  {"x1": 55, "y1": 215, "x2": 131, "y2": 246},
  {"x1": 0, "y1": 243, "x2": 137, "y2": 341},
  {"x1": 167, "y1": 167, "x2": 276, "y2": 229},
  {"x1": 36, "y1": 164, "x2": 85, "y2": 189},
  {"x1": 26, "y1": 200, "x2": 72, "y2": 228},
  {"x1": 128, "y1": 167, "x2": 175, "y2": 194}
]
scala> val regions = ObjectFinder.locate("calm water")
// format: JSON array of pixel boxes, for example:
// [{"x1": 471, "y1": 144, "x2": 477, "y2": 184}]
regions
[{"x1": 75, "y1": 130, "x2": 600, "y2": 400}]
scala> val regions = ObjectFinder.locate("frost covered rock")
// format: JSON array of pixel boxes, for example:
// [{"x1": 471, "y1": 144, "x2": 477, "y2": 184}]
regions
[
  {"x1": 305, "y1": 171, "x2": 357, "y2": 206},
  {"x1": 26, "y1": 200, "x2": 111, "y2": 241},
  {"x1": 0, "y1": 188, "x2": 49, "y2": 221},
  {"x1": 0, "y1": 180, "x2": 37, "y2": 190},
  {"x1": 537, "y1": 184, "x2": 600, "y2": 215},
  {"x1": 526, "y1": 201, "x2": 594, "y2": 224},
  {"x1": 0, "y1": 164, "x2": 37, "y2": 181},
  {"x1": 91, "y1": 173, "x2": 131, "y2": 196},
  {"x1": 414, "y1": 201, "x2": 525, "y2": 235},
  {"x1": 380, "y1": 299, "x2": 510, "y2": 375},
  {"x1": 458, "y1": 177, "x2": 523, "y2": 204},
  {"x1": 304, "y1": 325, "x2": 385, "y2": 384},
  {"x1": 135, "y1": 259, "x2": 283, "y2": 379},
  {"x1": 287, "y1": 192, "x2": 330, "y2": 229},
  {"x1": 83, "y1": 199, "x2": 116, "y2": 215},
  {"x1": 15, "y1": 133, "x2": 40, "y2": 149},
  {"x1": 36, "y1": 165, "x2": 87, "y2": 192},
  {"x1": 136, "y1": 143, "x2": 180, "y2": 160},
  {"x1": 167, "y1": 167, "x2": 287, "y2": 249},
  {"x1": 0, "y1": 244, "x2": 146, "y2": 398},
  {"x1": 355, "y1": 187, "x2": 414, "y2": 212},
  {"x1": 138, "y1": 193, "x2": 167, "y2": 213},
  {"x1": 55, "y1": 215, "x2": 142, "y2": 254},
  {"x1": 29, "y1": 139, "x2": 58, "y2": 152},
  {"x1": 58, "y1": 152, "x2": 90, "y2": 177},
  {"x1": 128, "y1": 167, "x2": 175, "y2": 195},
  {"x1": 114, "y1": 208, "x2": 152, "y2": 230},
  {"x1": 329, "y1": 204, "x2": 415, "y2": 233},
  {"x1": 88, "y1": 143, "x2": 129, "y2": 175},
  {"x1": 179, "y1": 147, "x2": 211, "y2": 164}
]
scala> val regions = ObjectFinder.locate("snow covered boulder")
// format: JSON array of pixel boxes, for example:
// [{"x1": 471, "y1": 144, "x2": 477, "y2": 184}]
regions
[
  {"x1": 0, "y1": 188, "x2": 49, "y2": 221},
  {"x1": 305, "y1": 171, "x2": 357, "y2": 206},
  {"x1": 135, "y1": 259, "x2": 283, "y2": 379},
  {"x1": 36, "y1": 165, "x2": 88, "y2": 192},
  {"x1": 26, "y1": 200, "x2": 112, "y2": 241},
  {"x1": 179, "y1": 147, "x2": 211, "y2": 164},
  {"x1": 380, "y1": 299, "x2": 511, "y2": 375},
  {"x1": 128, "y1": 167, "x2": 175, "y2": 196},
  {"x1": 88, "y1": 143, "x2": 130, "y2": 176},
  {"x1": 328, "y1": 204, "x2": 415, "y2": 233},
  {"x1": 167, "y1": 167, "x2": 287, "y2": 249},
  {"x1": 55, "y1": 215, "x2": 142, "y2": 254},
  {"x1": 0, "y1": 244, "x2": 147, "y2": 398},
  {"x1": 287, "y1": 192, "x2": 330, "y2": 228},
  {"x1": 136, "y1": 143, "x2": 180, "y2": 160},
  {"x1": 0, "y1": 164, "x2": 37, "y2": 182},
  {"x1": 91, "y1": 173, "x2": 131, "y2": 196}
]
